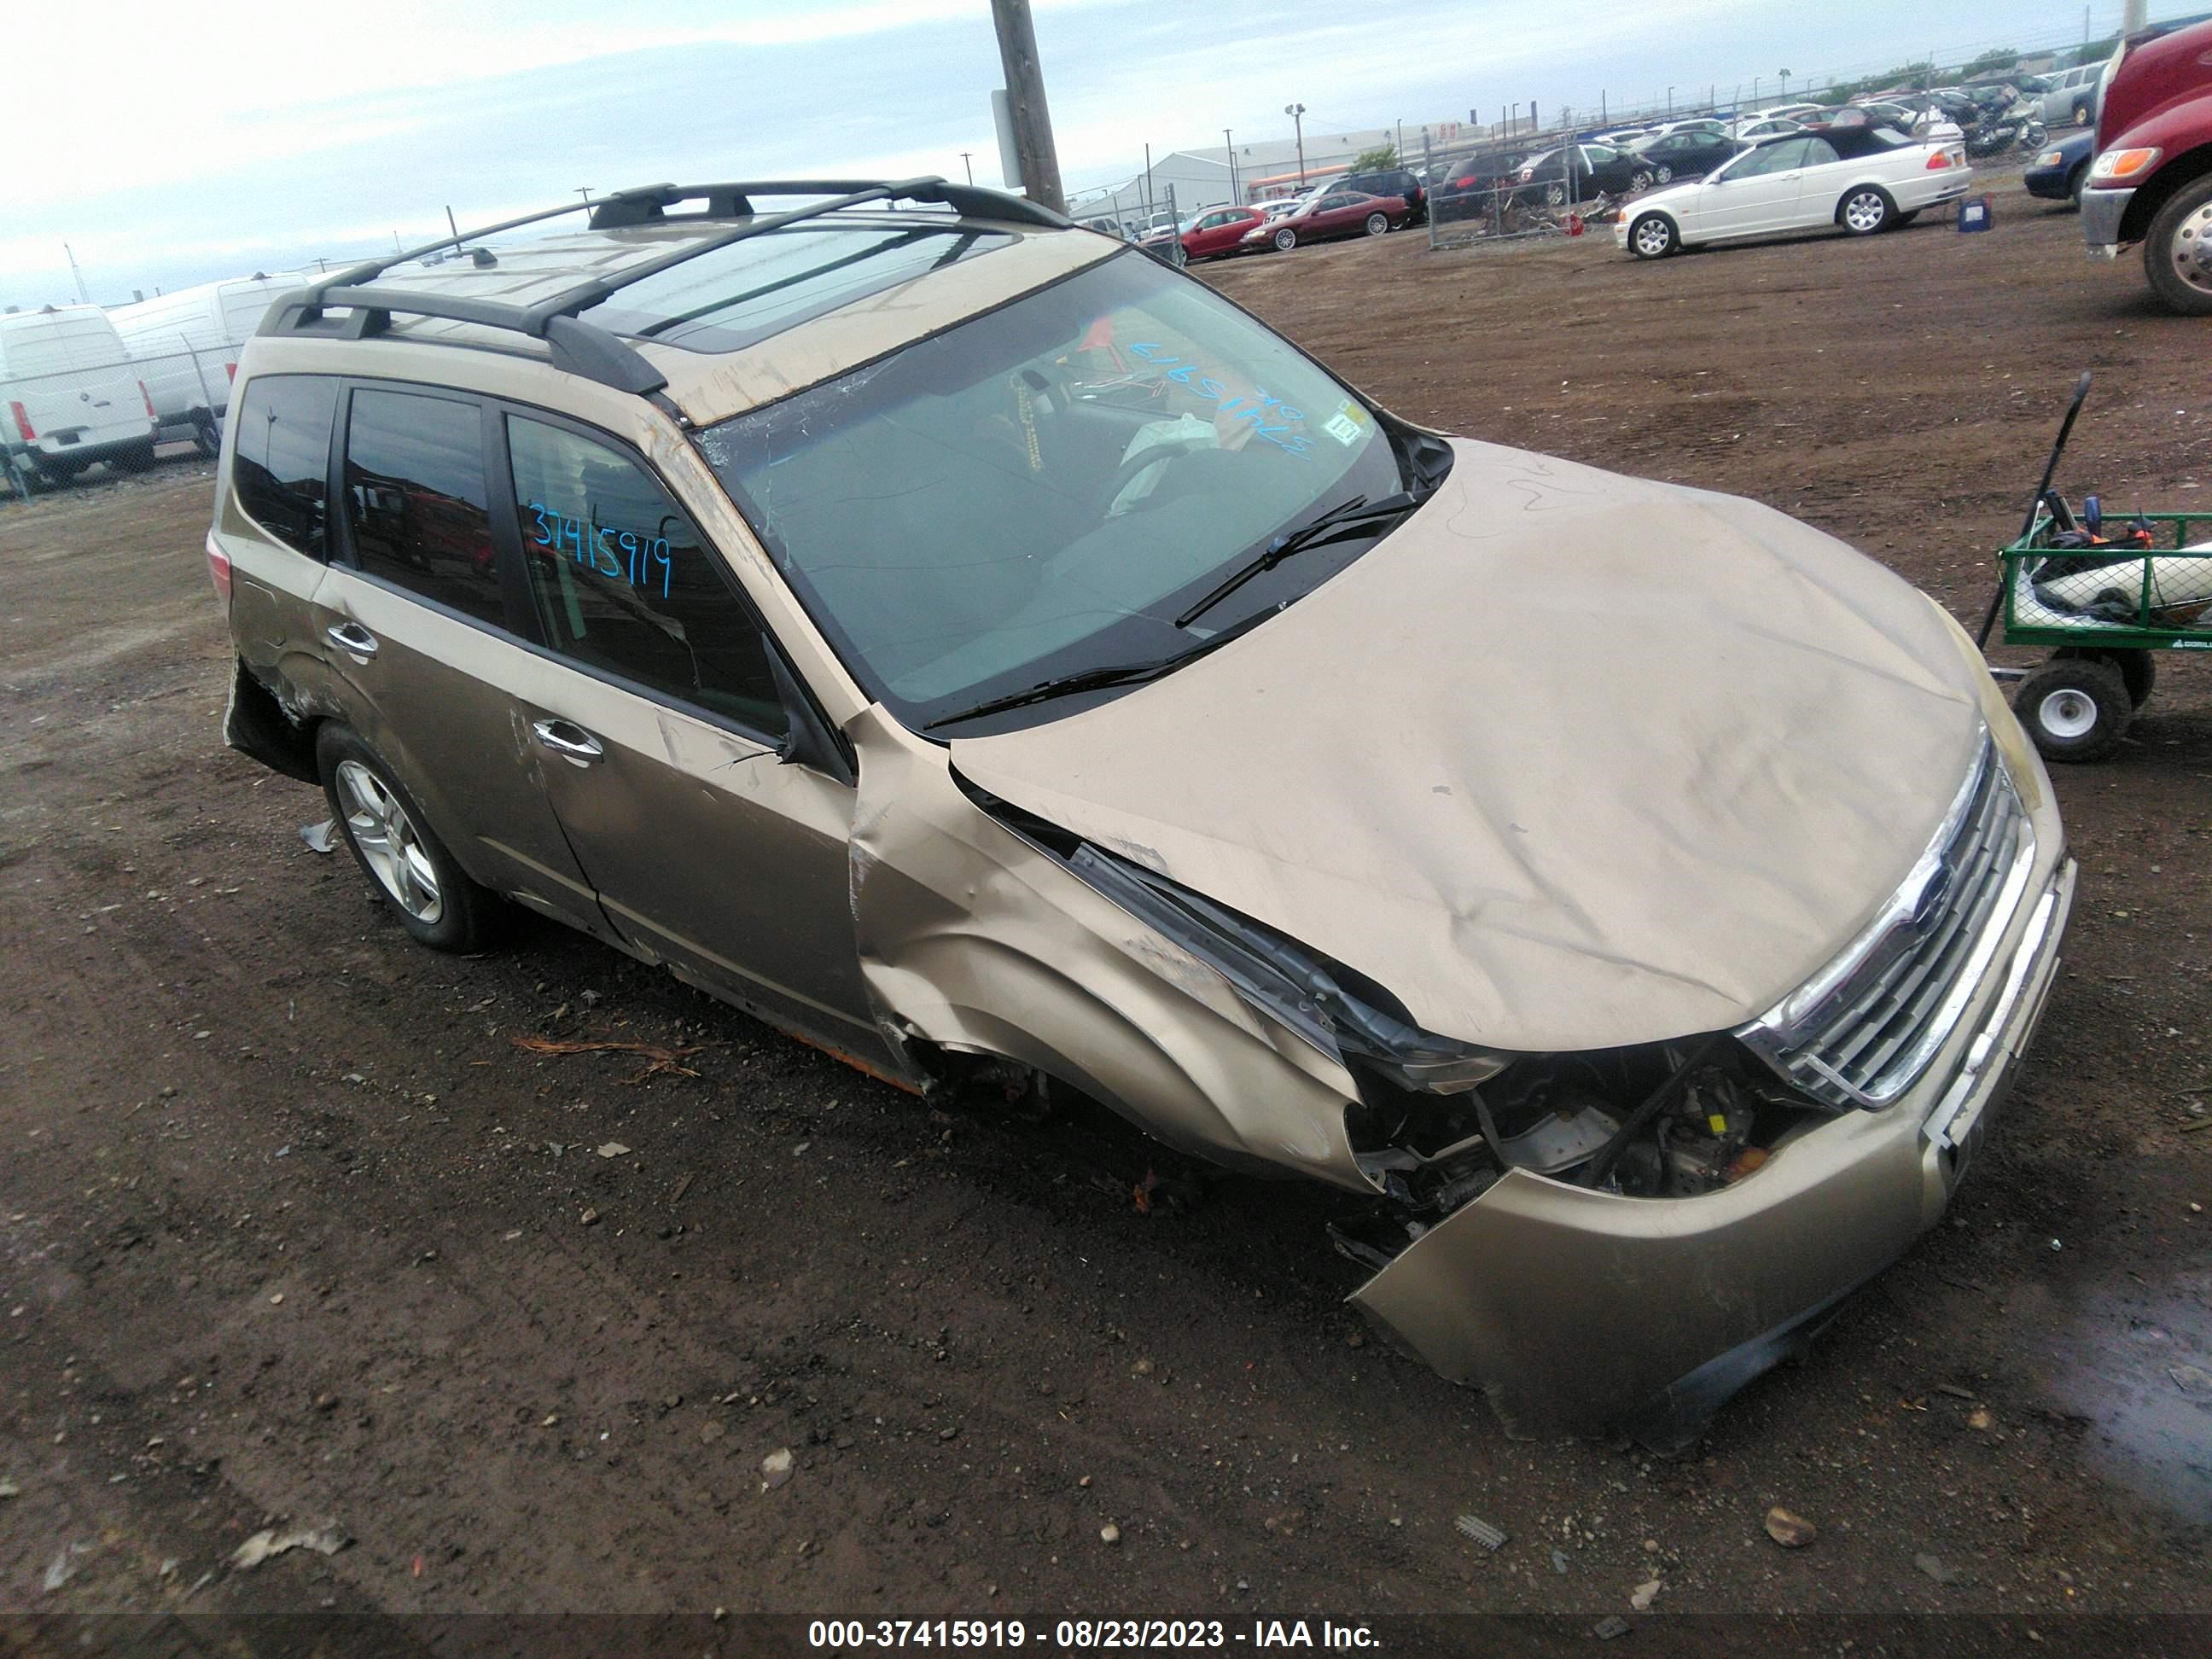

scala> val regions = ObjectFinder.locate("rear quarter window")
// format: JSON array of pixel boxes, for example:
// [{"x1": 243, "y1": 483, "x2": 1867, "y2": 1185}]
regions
[{"x1": 232, "y1": 375, "x2": 339, "y2": 559}]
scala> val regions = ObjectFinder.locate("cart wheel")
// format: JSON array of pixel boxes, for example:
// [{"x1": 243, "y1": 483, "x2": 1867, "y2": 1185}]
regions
[
  {"x1": 2014, "y1": 657, "x2": 2131, "y2": 762},
  {"x1": 2056, "y1": 645, "x2": 2155, "y2": 709}
]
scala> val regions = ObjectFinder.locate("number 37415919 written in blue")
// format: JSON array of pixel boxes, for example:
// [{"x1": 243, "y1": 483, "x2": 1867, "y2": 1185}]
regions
[{"x1": 528, "y1": 503, "x2": 672, "y2": 598}]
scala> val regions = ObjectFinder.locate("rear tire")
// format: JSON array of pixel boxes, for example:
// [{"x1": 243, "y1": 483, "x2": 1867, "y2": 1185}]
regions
[
  {"x1": 194, "y1": 417, "x2": 222, "y2": 458},
  {"x1": 316, "y1": 724, "x2": 500, "y2": 952},
  {"x1": 1839, "y1": 185, "x2": 1895, "y2": 235},
  {"x1": 109, "y1": 440, "x2": 157, "y2": 474},
  {"x1": 2014, "y1": 657, "x2": 2131, "y2": 762},
  {"x1": 1363, "y1": 212, "x2": 1388, "y2": 236},
  {"x1": 2143, "y1": 173, "x2": 2212, "y2": 317},
  {"x1": 2072, "y1": 99, "x2": 2093, "y2": 128}
]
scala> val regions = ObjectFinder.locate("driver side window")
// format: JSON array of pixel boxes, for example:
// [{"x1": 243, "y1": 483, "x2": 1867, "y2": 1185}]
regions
[{"x1": 506, "y1": 416, "x2": 787, "y2": 738}]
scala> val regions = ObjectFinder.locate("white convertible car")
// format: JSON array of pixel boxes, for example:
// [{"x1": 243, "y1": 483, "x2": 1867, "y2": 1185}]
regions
[{"x1": 1619, "y1": 125, "x2": 1971, "y2": 258}]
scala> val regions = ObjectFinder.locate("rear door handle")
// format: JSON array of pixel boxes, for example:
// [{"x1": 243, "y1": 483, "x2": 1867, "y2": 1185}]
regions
[
  {"x1": 324, "y1": 621, "x2": 379, "y2": 660},
  {"x1": 533, "y1": 718, "x2": 605, "y2": 766}
]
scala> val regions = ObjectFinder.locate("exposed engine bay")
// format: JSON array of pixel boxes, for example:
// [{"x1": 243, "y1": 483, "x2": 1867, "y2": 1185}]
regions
[{"x1": 1333, "y1": 1040, "x2": 1830, "y2": 1273}]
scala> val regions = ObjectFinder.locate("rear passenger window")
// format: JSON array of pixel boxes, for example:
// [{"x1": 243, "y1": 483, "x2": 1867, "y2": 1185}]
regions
[
  {"x1": 233, "y1": 375, "x2": 337, "y2": 559},
  {"x1": 343, "y1": 389, "x2": 505, "y2": 626},
  {"x1": 506, "y1": 416, "x2": 786, "y2": 737}
]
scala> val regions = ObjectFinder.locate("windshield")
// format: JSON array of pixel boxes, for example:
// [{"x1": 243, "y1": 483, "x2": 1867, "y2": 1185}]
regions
[{"x1": 697, "y1": 251, "x2": 1432, "y2": 732}]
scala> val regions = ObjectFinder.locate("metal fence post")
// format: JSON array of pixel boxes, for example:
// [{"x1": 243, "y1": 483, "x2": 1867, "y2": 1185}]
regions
[{"x1": 1424, "y1": 131, "x2": 1437, "y2": 253}]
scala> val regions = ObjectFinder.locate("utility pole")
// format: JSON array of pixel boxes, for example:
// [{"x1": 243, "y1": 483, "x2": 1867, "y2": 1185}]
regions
[
  {"x1": 62, "y1": 244, "x2": 90, "y2": 306},
  {"x1": 1285, "y1": 102, "x2": 1307, "y2": 183},
  {"x1": 2123, "y1": 1, "x2": 2148, "y2": 30},
  {"x1": 1223, "y1": 128, "x2": 1237, "y2": 204},
  {"x1": 959, "y1": 152, "x2": 974, "y2": 184},
  {"x1": 989, "y1": 0, "x2": 1066, "y2": 213}
]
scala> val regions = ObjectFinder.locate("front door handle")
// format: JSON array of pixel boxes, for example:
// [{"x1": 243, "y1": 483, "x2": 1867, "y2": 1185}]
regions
[
  {"x1": 533, "y1": 718, "x2": 605, "y2": 767},
  {"x1": 324, "y1": 620, "x2": 379, "y2": 661}
]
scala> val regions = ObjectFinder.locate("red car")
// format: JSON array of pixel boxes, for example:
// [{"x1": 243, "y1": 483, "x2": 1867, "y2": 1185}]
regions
[
  {"x1": 1174, "y1": 204, "x2": 1272, "y2": 261},
  {"x1": 1239, "y1": 187, "x2": 1411, "y2": 252}
]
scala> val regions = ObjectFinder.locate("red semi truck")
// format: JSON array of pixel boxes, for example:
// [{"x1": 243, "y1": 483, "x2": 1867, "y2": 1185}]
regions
[{"x1": 2082, "y1": 16, "x2": 2212, "y2": 313}]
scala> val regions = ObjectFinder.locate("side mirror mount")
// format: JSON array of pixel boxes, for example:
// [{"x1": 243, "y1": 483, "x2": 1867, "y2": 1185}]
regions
[{"x1": 769, "y1": 649, "x2": 857, "y2": 786}]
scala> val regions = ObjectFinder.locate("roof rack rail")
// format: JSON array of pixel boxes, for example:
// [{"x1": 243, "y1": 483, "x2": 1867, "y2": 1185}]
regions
[{"x1": 259, "y1": 177, "x2": 1070, "y2": 400}]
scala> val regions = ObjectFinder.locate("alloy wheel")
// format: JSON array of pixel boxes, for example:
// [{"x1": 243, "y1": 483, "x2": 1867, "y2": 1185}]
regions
[
  {"x1": 336, "y1": 760, "x2": 445, "y2": 923},
  {"x1": 1843, "y1": 191, "x2": 1888, "y2": 232}
]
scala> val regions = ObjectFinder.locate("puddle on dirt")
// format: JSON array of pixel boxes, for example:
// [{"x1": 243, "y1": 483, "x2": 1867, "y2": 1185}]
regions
[{"x1": 2023, "y1": 1264, "x2": 2212, "y2": 1523}]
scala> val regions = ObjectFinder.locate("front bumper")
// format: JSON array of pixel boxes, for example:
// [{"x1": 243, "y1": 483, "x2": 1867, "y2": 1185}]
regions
[
  {"x1": 1351, "y1": 847, "x2": 2076, "y2": 1445},
  {"x1": 2082, "y1": 183, "x2": 2135, "y2": 254}
]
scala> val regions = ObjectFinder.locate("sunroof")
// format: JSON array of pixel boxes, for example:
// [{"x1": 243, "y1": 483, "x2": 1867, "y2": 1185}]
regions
[{"x1": 583, "y1": 222, "x2": 1015, "y2": 353}]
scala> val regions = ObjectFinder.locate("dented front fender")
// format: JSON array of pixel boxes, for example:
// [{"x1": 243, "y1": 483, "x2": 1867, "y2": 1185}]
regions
[{"x1": 846, "y1": 707, "x2": 1371, "y2": 1189}]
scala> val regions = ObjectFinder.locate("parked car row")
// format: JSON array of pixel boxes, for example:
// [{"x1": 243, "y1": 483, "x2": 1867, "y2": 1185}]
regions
[{"x1": 1130, "y1": 165, "x2": 1428, "y2": 264}]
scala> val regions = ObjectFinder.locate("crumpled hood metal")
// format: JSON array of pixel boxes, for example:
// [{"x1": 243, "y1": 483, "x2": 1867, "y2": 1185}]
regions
[{"x1": 949, "y1": 439, "x2": 1984, "y2": 1053}]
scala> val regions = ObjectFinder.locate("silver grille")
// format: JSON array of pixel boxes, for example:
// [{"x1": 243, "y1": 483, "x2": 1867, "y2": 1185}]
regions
[{"x1": 1739, "y1": 734, "x2": 2036, "y2": 1112}]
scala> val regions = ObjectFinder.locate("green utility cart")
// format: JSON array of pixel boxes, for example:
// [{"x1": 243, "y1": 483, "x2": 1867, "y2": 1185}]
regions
[{"x1": 1976, "y1": 372, "x2": 2212, "y2": 763}]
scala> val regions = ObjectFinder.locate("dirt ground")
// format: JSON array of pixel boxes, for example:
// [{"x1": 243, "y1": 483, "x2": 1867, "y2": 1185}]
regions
[{"x1": 2, "y1": 171, "x2": 2208, "y2": 1647}]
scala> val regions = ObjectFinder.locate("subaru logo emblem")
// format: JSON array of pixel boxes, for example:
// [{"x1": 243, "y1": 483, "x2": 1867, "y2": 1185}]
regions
[{"x1": 1910, "y1": 863, "x2": 1953, "y2": 930}]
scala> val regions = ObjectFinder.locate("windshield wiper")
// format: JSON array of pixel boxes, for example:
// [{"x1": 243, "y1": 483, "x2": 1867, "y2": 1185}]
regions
[
  {"x1": 922, "y1": 656, "x2": 1186, "y2": 731},
  {"x1": 1173, "y1": 490, "x2": 1422, "y2": 630}
]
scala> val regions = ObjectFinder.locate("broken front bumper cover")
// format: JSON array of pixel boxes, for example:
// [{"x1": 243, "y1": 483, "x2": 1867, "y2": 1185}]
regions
[{"x1": 1350, "y1": 856, "x2": 2076, "y2": 1447}]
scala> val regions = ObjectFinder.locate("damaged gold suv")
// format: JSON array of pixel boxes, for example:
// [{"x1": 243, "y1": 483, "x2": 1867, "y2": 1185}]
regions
[{"x1": 208, "y1": 179, "x2": 2075, "y2": 1445}]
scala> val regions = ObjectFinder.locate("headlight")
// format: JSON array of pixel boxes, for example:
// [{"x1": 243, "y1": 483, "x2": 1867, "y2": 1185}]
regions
[
  {"x1": 2036, "y1": 148, "x2": 2064, "y2": 167},
  {"x1": 2089, "y1": 147, "x2": 2160, "y2": 183},
  {"x1": 1064, "y1": 842, "x2": 1510, "y2": 1093}
]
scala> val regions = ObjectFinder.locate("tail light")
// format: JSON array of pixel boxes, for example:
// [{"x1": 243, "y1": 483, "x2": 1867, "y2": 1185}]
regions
[
  {"x1": 139, "y1": 381, "x2": 157, "y2": 419},
  {"x1": 224, "y1": 363, "x2": 237, "y2": 382},
  {"x1": 9, "y1": 401, "x2": 32, "y2": 442},
  {"x1": 1926, "y1": 150, "x2": 1952, "y2": 169},
  {"x1": 204, "y1": 529, "x2": 232, "y2": 605}
]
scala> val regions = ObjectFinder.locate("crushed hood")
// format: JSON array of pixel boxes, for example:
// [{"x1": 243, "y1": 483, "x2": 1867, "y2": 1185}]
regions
[{"x1": 949, "y1": 439, "x2": 1984, "y2": 1054}]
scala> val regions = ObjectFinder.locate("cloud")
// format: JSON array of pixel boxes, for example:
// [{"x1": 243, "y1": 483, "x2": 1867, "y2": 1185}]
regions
[{"x1": 2, "y1": 0, "x2": 2098, "y2": 306}]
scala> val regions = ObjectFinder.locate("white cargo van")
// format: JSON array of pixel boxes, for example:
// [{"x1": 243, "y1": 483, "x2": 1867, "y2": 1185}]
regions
[
  {"x1": 0, "y1": 306, "x2": 158, "y2": 493},
  {"x1": 110, "y1": 274, "x2": 305, "y2": 455}
]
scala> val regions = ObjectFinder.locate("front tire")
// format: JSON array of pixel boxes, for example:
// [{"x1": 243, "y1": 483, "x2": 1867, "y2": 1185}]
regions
[
  {"x1": 1272, "y1": 226, "x2": 1297, "y2": 252},
  {"x1": 1839, "y1": 185, "x2": 1894, "y2": 235},
  {"x1": 2143, "y1": 173, "x2": 2212, "y2": 316},
  {"x1": 1627, "y1": 167, "x2": 1656, "y2": 195},
  {"x1": 316, "y1": 725, "x2": 500, "y2": 951},
  {"x1": 2014, "y1": 657, "x2": 2131, "y2": 762},
  {"x1": 1628, "y1": 212, "x2": 1679, "y2": 259}
]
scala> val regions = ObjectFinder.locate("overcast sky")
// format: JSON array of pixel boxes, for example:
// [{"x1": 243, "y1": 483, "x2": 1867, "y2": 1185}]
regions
[{"x1": 0, "y1": 1, "x2": 2168, "y2": 308}]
